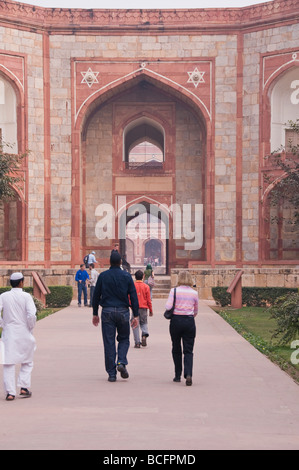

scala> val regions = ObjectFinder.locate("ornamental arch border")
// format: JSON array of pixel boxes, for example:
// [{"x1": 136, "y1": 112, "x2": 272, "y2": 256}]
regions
[
  {"x1": 261, "y1": 60, "x2": 299, "y2": 153},
  {"x1": 71, "y1": 68, "x2": 214, "y2": 265},
  {"x1": 0, "y1": 68, "x2": 27, "y2": 262},
  {"x1": 259, "y1": 59, "x2": 299, "y2": 263}
]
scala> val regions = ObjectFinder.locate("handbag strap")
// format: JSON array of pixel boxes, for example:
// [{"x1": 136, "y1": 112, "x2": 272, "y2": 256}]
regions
[{"x1": 172, "y1": 288, "x2": 176, "y2": 308}]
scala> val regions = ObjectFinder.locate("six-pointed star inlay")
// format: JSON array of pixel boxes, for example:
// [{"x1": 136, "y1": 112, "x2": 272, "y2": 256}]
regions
[
  {"x1": 187, "y1": 67, "x2": 205, "y2": 88},
  {"x1": 81, "y1": 67, "x2": 99, "y2": 88}
]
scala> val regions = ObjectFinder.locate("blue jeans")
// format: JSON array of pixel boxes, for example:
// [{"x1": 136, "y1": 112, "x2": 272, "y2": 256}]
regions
[
  {"x1": 89, "y1": 286, "x2": 95, "y2": 307},
  {"x1": 77, "y1": 282, "x2": 87, "y2": 305},
  {"x1": 101, "y1": 307, "x2": 130, "y2": 378}
]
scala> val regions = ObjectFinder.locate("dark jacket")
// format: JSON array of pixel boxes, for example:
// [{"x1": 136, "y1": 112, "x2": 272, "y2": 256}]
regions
[{"x1": 92, "y1": 266, "x2": 139, "y2": 317}]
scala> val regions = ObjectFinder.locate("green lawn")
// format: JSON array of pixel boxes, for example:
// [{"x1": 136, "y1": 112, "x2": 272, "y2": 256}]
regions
[{"x1": 213, "y1": 306, "x2": 299, "y2": 384}]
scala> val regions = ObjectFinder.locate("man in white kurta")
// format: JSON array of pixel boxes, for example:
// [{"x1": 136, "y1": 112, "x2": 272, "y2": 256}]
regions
[{"x1": 0, "y1": 272, "x2": 36, "y2": 400}]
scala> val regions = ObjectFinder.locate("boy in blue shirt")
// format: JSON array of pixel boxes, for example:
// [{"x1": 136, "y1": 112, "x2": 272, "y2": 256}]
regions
[{"x1": 75, "y1": 264, "x2": 90, "y2": 307}]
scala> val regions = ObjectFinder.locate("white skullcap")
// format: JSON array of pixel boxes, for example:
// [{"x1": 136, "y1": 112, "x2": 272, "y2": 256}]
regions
[
  {"x1": 10, "y1": 272, "x2": 24, "y2": 281},
  {"x1": 92, "y1": 251, "x2": 95, "y2": 254}
]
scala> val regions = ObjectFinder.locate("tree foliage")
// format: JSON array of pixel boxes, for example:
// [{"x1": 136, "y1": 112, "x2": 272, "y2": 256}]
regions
[
  {"x1": 0, "y1": 141, "x2": 27, "y2": 202},
  {"x1": 269, "y1": 292, "x2": 299, "y2": 344}
]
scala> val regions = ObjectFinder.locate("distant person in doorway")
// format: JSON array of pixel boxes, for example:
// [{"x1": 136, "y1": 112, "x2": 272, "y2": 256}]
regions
[
  {"x1": 0, "y1": 272, "x2": 36, "y2": 401},
  {"x1": 75, "y1": 264, "x2": 89, "y2": 307},
  {"x1": 131, "y1": 270, "x2": 153, "y2": 348},
  {"x1": 144, "y1": 263, "x2": 154, "y2": 299},
  {"x1": 92, "y1": 252, "x2": 139, "y2": 382},
  {"x1": 165, "y1": 271, "x2": 198, "y2": 386},
  {"x1": 111, "y1": 243, "x2": 119, "y2": 254}
]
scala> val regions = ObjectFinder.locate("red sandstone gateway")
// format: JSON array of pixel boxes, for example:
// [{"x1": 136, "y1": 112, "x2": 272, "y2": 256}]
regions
[{"x1": 0, "y1": 0, "x2": 298, "y2": 299}]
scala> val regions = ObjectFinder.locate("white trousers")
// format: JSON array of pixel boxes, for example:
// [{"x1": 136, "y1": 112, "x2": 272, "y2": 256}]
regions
[{"x1": 3, "y1": 362, "x2": 33, "y2": 396}]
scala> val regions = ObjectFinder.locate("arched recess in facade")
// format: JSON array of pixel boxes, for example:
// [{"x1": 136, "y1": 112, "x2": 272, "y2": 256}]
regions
[
  {"x1": 117, "y1": 197, "x2": 169, "y2": 274},
  {"x1": 260, "y1": 62, "x2": 299, "y2": 261},
  {"x1": 0, "y1": 70, "x2": 26, "y2": 262},
  {"x1": 72, "y1": 69, "x2": 213, "y2": 269}
]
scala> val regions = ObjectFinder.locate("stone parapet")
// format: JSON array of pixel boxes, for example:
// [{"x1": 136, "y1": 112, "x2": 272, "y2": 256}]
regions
[
  {"x1": 171, "y1": 267, "x2": 299, "y2": 300},
  {"x1": 0, "y1": 268, "x2": 104, "y2": 300},
  {"x1": 0, "y1": 1, "x2": 298, "y2": 31},
  {"x1": 0, "y1": 267, "x2": 297, "y2": 301}
]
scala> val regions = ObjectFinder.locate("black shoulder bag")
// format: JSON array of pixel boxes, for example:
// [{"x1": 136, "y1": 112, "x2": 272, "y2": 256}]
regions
[{"x1": 164, "y1": 288, "x2": 176, "y2": 320}]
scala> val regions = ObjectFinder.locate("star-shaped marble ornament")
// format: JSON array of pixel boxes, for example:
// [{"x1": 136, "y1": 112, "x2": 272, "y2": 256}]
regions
[
  {"x1": 187, "y1": 67, "x2": 205, "y2": 88},
  {"x1": 81, "y1": 67, "x2": 99, "y2": 88}
]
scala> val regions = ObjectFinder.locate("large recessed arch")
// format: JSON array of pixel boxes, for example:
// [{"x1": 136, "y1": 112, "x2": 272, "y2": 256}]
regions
[
  {"x1": 260, "y1": 62, "x2": 299, "y2": 262},
  {"x1": 0, "y1": 71, "x2": 26, "y2": 262},
  {"x1": 72, "y1": 69, "x2": 212, "y2": 267}
]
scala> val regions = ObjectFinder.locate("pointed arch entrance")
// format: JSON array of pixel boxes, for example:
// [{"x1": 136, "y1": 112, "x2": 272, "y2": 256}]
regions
[
  {"x1": 118, "y1": 199, "x2": 168, "y2": 274},
  {"x1": 74, "y1": 70, "x2": 211, "y2": 270},
  {"x1": 261, "y1": 63, "x2": 299, "y2": 261},
  {"x1": 0, "y1": 70, "x2": 26, "y2": 262}
]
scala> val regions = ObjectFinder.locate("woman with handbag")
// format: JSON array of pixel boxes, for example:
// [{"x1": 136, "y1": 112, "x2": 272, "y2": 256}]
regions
[{"x1": 165, "y1": 271, "x2": 198, "y2": 386}]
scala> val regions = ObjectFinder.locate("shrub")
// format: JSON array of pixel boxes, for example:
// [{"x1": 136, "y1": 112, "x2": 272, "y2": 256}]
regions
[
  {"x1": 211, "y1": 287, "x2": 231, "y2": 307},
  {"x1": 33, "y1": 296, "x2": 44, "y2": 314},
  {"x1": 0, "y1": 286, "x2": 33, "y2": 295},
  {"x1": 46, "y1": 285, "x2": 73, "y2": 308},
  {"x1": 212, "y1": 286, "x2": 297, "y2": 307},
  {"x1": 268, "y1": 292, "x2": 299, "y2": 344}
]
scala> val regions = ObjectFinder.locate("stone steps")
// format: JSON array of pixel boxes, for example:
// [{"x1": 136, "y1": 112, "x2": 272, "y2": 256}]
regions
[{"x1": 152, "y1": 276, "x2": 171, "y2": 299}]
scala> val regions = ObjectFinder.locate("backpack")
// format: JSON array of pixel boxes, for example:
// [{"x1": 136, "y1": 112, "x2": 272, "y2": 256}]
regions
[{"x1": 83, "y1": 254, "x2": 89, "y2": 267}]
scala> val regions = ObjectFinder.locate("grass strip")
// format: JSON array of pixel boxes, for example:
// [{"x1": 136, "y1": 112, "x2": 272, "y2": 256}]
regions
[{"x1": 214, "y1": 307, "x2": 299, "y2": 385}]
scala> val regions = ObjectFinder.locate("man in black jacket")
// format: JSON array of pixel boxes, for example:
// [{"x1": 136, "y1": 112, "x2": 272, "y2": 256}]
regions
[{"x1": 92, "y1": 252, "x2": 139, "y2": 382}]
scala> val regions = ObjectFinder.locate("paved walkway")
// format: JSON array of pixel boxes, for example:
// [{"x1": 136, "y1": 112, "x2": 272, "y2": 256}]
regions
[{"x1": 1, "y1": 298, "x2": 299, "y2": 450}]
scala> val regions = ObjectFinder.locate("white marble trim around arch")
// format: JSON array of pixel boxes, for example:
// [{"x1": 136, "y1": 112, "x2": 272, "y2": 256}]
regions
[{"x1": 75, "y1": 64, "x2": 211, "y2": 123}]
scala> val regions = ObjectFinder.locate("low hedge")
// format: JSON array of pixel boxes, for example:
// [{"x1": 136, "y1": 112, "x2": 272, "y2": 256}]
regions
[
  {"x1": 212, "y1": 286, "x2": 298, "y2": 307},
  {"x1": 46, "y1": 285, "x2": 73, "y2": 308},
  {"x1": 0, "y1": 285, "x2": 73, "y2": 308},
  {"x1": 0, "y1": 287, "x2": 33, "y2": 295}
]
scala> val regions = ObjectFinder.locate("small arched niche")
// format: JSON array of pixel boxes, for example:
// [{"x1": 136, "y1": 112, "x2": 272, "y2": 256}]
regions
[
  {"x1": 0, "y1": 75, "x2": 18, "y2": 153},
  {"x1": 270, "y1": 67, "x2": 299, "y2": 152},
  {"x1": 124, "y1": 117, "x2": 164, "y2": 169}
]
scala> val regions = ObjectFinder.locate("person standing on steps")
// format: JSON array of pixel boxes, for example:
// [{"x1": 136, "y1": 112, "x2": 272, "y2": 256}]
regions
[
  {"x1": 92, "y1": 252, "x2": 139, "y2": 382},
  {"x1": 144, "y1": 263, "x2": 154, "y2": 299}
]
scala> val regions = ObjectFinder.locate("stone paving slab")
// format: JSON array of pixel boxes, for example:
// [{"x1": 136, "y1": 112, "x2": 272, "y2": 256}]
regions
[{"x1": 1, "y1": 298, "x2": 299, "y2": 450}]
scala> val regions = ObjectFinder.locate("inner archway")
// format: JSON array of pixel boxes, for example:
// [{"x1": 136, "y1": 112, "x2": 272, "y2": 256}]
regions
[
  {"x1": 124, "y1": 116, "x2": 164, "y2": 169},
  {"x1": 119, "y1": 202, "x2": 168, "y2": 274}
]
